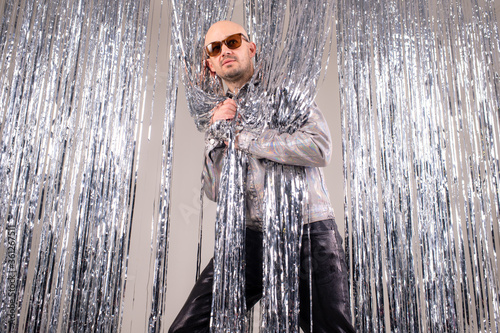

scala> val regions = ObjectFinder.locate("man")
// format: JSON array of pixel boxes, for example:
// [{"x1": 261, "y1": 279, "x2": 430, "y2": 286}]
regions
[{"x1": 169, "y1": 21, "x2": 355, "y2": 333}]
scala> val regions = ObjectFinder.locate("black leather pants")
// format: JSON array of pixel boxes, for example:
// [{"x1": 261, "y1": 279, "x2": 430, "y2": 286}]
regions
[{"x1": 168, "y1": 219, "x2": 355, "y2": 333}]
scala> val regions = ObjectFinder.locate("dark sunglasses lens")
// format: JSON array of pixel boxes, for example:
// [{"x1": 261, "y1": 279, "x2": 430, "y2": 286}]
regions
[
  {"x1": 206, "y1": 34, "x2": 244, "y2": 57},
  {"x1": 207, "y1": 42, "x2": 222, "y2": 57},
  {"x1": 225, "y1": 34, "x2": 242, "y2": 49}
]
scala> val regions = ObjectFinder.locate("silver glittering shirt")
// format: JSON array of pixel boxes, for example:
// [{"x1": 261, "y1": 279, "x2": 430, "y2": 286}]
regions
[{"x1": 203, "y1": 102, "x2": 335, "y2": 230}]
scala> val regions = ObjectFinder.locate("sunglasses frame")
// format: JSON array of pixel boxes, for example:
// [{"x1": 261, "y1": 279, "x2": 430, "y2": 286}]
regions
[{"x1": 205, "y1": 33, "x2": 249, "y2": 58}]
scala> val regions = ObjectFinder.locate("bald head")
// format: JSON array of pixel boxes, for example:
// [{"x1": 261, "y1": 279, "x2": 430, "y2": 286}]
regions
[
  {"x1": 204, "y1": 21, "x2": 249, "y2": 47},
  {"x1": 204, "y1": 21, "x2": 256, "y2": 93}
]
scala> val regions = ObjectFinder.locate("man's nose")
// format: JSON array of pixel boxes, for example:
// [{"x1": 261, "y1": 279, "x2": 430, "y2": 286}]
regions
[{"x1": 220, "y1": 44, "x2": 232, "y2": 56}]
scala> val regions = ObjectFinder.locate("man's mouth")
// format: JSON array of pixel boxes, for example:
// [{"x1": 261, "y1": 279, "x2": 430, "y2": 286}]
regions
[{"x1": 222, "y1": 58, "x2": 236, "y2": 66}]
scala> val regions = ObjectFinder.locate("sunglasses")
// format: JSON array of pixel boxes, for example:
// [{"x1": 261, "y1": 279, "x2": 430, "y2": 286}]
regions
[{"x1": 205, "y1": 33, "x2": 249, "y2": 57}]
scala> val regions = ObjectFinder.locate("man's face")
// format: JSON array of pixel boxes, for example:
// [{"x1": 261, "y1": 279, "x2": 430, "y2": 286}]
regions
[{"x1": 205, "y1": 21, "x2": 256, "y2": 86}]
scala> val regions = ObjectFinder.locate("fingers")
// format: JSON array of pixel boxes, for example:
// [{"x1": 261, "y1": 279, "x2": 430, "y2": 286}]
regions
[
  {"x1": 211, "y1": 99, "x2": 237, "y2": 124},
  {"x1": 222, "y1": 98, "x2": 237, "y2": 108}
]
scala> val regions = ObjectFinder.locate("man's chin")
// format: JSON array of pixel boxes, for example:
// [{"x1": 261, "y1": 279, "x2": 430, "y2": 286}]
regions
[
  {"x1": 221, "y1": 64, "x2": 240, "y2": 74},
  {"x1": 221, "y1": 70, "x2": 244, "y2": 81}
]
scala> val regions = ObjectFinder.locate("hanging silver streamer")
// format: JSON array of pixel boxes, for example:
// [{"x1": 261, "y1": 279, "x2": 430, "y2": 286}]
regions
[
  {"x1": 0, "y1": 0, "x2": 150, "y2": 331},
  {"x1": 244, "y1": 2, "x2": 334, "y2": 332},
  {"x1": 168, "y1": 1, "x2": 241, "y2": 331},
  {"x1": 148, "y1": 0, "x2": 178, "y2": 330},
  {"x1": 337, "y1": 0, "x2": 500, "y2": 331},
  {"x1": 170, "y1": 0, "x2": 233, "y2": 130},
  {"x1": 209, "y1": 135, "x2": 249, "y2": 332},
  {"x1": 260, "y1": 163, "x2": 306, "y2": 332}
]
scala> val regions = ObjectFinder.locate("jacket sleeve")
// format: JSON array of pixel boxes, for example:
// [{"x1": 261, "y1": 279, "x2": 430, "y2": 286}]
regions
[
  {"x1": 237, "y1": 103, "x2": 332, "y2": 167},
  {"x1": 202, "y1": 143, "x2": 225, "y2": 202}
]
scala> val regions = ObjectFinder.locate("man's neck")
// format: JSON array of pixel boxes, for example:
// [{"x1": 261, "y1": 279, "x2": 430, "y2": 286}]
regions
[
  {"x1": 225, "y1": 70, "x2": 254, "y2": 95},
  {"x1": 226, "y1": 80, "x2": 248, "y2": 95}
]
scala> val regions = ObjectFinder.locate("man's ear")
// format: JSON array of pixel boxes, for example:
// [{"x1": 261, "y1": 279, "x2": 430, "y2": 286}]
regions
[
  {"x1": 248, "y1": 42, "x2": 257, "y2": 58},
  {"x1": 206, "y1": 58, "x2": 216, "y2": 73}
]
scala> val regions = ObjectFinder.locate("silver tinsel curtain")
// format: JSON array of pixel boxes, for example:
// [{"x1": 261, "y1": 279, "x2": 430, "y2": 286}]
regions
[
  {"x1": 0, "y1": 0, "x2": 499, "y2": 332},
  {"x1": 337, "y1": 0, "x2": 500, "y2": 332},
  {"x1": 0, "y1": 0, "x2": 150, "y2": 331}
]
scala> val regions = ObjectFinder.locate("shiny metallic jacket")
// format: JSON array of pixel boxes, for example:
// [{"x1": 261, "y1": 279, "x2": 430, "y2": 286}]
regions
[{"x1": 203, "y1": 103, "x2": 335, "y2": 230}]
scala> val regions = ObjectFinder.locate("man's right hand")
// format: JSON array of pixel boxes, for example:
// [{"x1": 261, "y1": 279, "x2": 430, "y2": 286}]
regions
[{"x1": 211, "y1": 99, "x2": 237, "y2": 124}]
